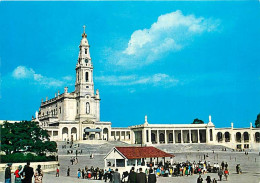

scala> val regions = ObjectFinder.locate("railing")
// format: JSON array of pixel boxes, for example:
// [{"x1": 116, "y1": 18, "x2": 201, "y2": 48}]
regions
[{"x1": 39, "y1": 114, "x2": 58, "y2": 120}]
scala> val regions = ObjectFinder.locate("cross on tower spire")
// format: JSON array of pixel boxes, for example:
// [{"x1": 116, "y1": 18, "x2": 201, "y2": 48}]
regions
[
  {"x1": 83, "y1": 25, "x2": 86, "y2": 33},
  {"x1": 82, "y1": 25, "x2": 87, "y2": 38}
]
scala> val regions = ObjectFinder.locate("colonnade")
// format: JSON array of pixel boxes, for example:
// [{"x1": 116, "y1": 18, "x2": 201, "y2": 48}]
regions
[{"x1": 133, "y1": 129, "x2": 208, "y2": 145}]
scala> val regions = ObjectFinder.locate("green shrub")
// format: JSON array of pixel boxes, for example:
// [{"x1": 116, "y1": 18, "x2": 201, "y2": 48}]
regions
[{"x1": 0, "y1": 153, "x2": 57, "y2": 163}]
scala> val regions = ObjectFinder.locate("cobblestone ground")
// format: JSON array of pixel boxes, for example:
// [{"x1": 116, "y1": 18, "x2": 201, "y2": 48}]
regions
[{"x1": 1, "y1": 142, "x2": 259, "y2": 183}]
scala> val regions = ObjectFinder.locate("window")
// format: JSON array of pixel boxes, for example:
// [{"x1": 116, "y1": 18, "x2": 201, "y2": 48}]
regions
[
  {"x1": 85, "y1": 49, "x2": 88, "y2": 54},
  {"x1": 86, "y1": 102, "x2": 90, "y2": 114},
  {"x1": 85, "y1": 59, "x2": 88, "y2": 64},
  {"x1": 85, "y1": 72, "x2": 89, "y2": 82},
  {"x1": 59, "y1": 107, "x2": 61, "y2": 114}
]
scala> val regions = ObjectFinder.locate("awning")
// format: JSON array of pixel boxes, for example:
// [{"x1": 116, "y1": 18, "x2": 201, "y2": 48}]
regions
[{"x1": 84, "y1": 128, "x2": 102, "y2": 132}]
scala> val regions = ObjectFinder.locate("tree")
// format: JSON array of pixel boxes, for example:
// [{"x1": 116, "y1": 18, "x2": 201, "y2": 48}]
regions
[
  {"x1": 255, "y1": 113, "x2": 260, "y2": 128},
  {"x1": 1, "y1": 121, "x2": 57, "y2": 155},
  {"x1": 192, "y1": 118, "x2": 204, "y2": 124}
]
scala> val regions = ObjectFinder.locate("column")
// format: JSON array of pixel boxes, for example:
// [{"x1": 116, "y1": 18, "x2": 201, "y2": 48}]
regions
[
  {"x1": 157, "y1": 130, "x2": 159, "y2": 144},
  {"x1": 135, "y1": 159, "x2": 137, "y2": 168},
  {"x1": 104, "y1": 159, "x2": 107, "y2": 168},
  {"x1": 165, "y1": 130, "x2": 167, "y2": 144},
  {"x1": 68, "y1": 128, "x2": 71, "y2": 141},
  {"x1": 173, "y1": 130, "x2": 175, "y2": 144},
  {"x1": 100, "y1": 130, "x2": 103, "y2": 140},
  {"x1": 189, "y1": 130, "x2": 192, "y2": 143},
  {"x1": 142, "y1": 129, "x2": 146, "y2": 145},
  {"x1": 125, "y1": 159, "x2": 127, "y2": 167},
  {"x1": 114, "y1": 159, "x2": 117, "y2": 168},
  {"x1": 198, "y1": 130, "x2": 200, "y2": 143},
  {"x1": 131, "y1": 131, "x2": 135, "y2": 144},
  {"x1": 181, "y1": 130, "x2": 183, "y2": 143}
]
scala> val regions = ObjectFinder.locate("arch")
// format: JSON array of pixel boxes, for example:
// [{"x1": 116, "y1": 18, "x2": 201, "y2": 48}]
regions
[
  {"x1": 168, "y1": 133, "x2": 173, "y2": 142},
  {"x1": 243, "y1": 132, "x2": 249, "y2": 142},
  {"x1": 85, "y1": 72, "x2": 89, "y2": 82},
  {"x1": 86, "y1": 102, "x2": 90, "y2": 114},
  {"x1": 255, "y1": 132, "x2": 260, "y2": 143},
  {"x1": 71, "y1": 127, "x2": 77, "y2": 141},
  {"x1": 217, "y1": 132, "x2": 223, "y2": 142},
  {"x1": 95, "y1": 127, "x2": 101, "y2": 140},
  {"x1": 103, "y1": 128, "x2": 109, "y2": 141},
  {"x1": 62, "y1": 127, "x2": 69, "y2": 141},
  {"x1": 224, "y1": 132, "x2": 230, "y2": 142},
  {"x1": 159, "y1": 133, "x2": 165, "y2": 142},
  {"x1": 236, "y1": 132, "x2": 241, "y2": 142},
  {"x1": 83, "y1": 127, "x2": 90, "y2": 140},
  {"x1": 151, "y1": 133, "x2": 156, "y2": 143}
]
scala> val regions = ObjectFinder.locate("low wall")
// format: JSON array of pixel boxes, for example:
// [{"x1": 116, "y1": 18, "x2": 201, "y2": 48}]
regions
[{"x1": 0, "y1": 161, "x2": 59, "y2": 172}]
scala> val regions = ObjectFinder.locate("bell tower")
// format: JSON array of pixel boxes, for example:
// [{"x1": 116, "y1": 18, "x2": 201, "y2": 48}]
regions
[{"x1": 75, "y1": 25, "x2": 94, "y2": 96}]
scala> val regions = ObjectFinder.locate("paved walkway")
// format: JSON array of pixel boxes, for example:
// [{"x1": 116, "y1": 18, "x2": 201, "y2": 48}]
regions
[{"x1": 0, "y1": 142, "x2": 259, "y2": 183}]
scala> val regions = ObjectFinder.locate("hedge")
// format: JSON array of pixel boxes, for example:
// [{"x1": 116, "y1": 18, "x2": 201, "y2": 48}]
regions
[{"x1": 0, "y1": 153, "x2": 57, "y2": 163}]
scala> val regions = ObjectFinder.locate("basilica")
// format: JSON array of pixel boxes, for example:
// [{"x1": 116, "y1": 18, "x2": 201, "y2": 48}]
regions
[{"x1": 34, "y1": 27, "x2": 259, "y2": 151}]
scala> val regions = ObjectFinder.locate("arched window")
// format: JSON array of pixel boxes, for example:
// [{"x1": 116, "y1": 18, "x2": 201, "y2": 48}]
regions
[
  {"x1": 86, "y1": 102, "x2": 90, "y2": 114},
  {"x1": 85, "y1": 48, "x2": 88, "y2": 54},
  {"x1": 85, "y1": 72, "x2": 89, "y2": 82}
]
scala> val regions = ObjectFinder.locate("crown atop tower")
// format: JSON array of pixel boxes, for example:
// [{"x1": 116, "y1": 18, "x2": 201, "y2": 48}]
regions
[
  {"x1": 82, "y1": 25, "x2": 87, "y2": 38},
  {"x1": 80, "y1": 25, "x2": 89, "y2": 46}
]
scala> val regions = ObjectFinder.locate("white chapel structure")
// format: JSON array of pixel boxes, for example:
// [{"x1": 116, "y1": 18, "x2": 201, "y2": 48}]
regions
[{"x1": 32, "y1": 27, "x2": 259, "y2": 151}]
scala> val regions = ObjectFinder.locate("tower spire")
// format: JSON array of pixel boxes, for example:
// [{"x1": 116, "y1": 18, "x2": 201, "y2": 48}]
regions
[{"x1": 82, "y1": 25, "x2": 87, "y2": 38}]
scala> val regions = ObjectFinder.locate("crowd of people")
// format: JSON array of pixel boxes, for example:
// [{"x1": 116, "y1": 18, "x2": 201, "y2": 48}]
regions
[
  {"x1": 63, "y1": 159, "x2": 233, "y2": 183},
  {"x1": 4, "y1": 158, "x2": 238, "y2": 183},
  {"x1": 4, "y1": 162, "x2": 43, "y2": 183}
]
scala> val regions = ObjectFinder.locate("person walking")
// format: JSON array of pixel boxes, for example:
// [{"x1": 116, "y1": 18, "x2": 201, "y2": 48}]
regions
[
  {"x1": 218, "y1": 168, "x2": 223, "y2": 181},
  {"x1": 206, "y1": 176, "x2": 211, "y2": 183},
  {"x1": 148, "y1": 169, "x2": 156, "y2": 183},
  {"x1": 56, "y1": 164, "x2": 60, "y2": 177},
  {"x1": 5, "y1": 163, "x2": 12, "y2": 183},
  {"x1": 128, "y1": 167, "x2": 137, "y2": 183},
  {"x1": 82, "y1": 168, "x2": 85, "y2": 179},
  {"x1": 212, "y1": 178, "x2": 218, "y2": 183},
  {"x1": 136, "y1": 168, "x2": 147, "y2": 183},
  {"x1": 67, "y1": 166, "x2": 70, "y2": 176},
  {"x1": 224, "y1": 168, "x2": 229, "y2": 181},
  {"x1": 112, "y1": 168, "x2": 120, "y2": 183},
  {"x1": 34, "y1": 165, "x2": 43, "y2": 183},
  {"x1": 22, "y1": 162, "x2": 34, "y2": 183},
  {"x1": 14, "y1": 165, "x2": 23, "y2": 183},
  {"x1": 77, "y1": 168, "x2": 81, "y2": 178},
  {"x1": 197, "y1": 175, "x2": 203, "y2": 183}
]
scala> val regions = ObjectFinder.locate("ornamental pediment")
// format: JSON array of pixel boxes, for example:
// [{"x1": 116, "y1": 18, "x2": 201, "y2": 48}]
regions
[{"x1": 82, "y1": 119, "x2": 95, "y2": 124}]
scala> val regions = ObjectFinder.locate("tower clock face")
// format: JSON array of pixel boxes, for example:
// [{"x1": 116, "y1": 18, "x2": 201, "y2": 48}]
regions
[{"x1": 85, "y1": 59, "x2": 88, "y2": 64}]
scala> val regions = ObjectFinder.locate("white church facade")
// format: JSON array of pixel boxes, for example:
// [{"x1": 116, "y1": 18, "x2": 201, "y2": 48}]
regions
[{"x1": 32, "y1": 27, "x2": 259, "y2": 151}]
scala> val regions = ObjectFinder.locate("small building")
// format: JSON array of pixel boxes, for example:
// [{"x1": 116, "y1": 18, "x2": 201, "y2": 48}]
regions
[{"x1": 104, "y1": 146, "x2": 174, "y2": 174}]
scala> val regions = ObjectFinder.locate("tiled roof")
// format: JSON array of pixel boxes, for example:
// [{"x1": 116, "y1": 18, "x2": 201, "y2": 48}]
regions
[{"x1": 115, "y1": 146, "x2": 174, "y2": 159}]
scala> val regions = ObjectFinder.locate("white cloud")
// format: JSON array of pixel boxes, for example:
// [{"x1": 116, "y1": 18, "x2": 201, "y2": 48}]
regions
[
  {"x1": 96, "y1": 73, "x2": 178, "y2": 87},
  {"x1": 12, "y1": 66, "x2": 35, "y2": 79},
  {"x1": 12, "y1": 66, "x2": 73, "y2": 88},
  {"x1": 114, "y1": 10, "x2": 219, "y2": 68}
]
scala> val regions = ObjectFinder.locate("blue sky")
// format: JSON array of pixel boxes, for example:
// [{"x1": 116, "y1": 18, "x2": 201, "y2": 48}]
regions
[{"x1": 0, "y1": 1, "x2": 259, "y2": 128}]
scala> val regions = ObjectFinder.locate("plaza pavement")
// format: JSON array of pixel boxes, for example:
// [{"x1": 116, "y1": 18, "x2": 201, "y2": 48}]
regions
[{"x1": 0, "y1": 141, "x2": 259, "y2": 183}]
